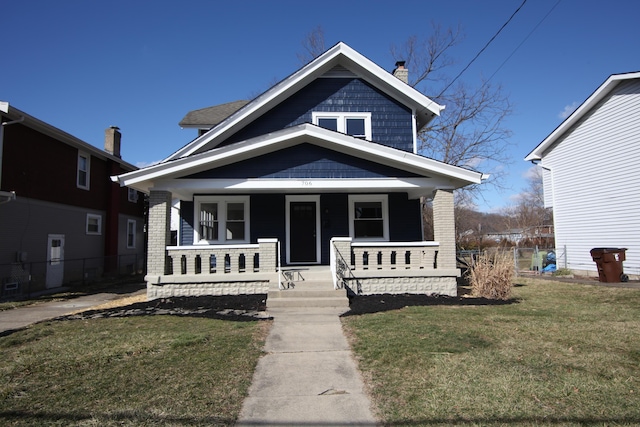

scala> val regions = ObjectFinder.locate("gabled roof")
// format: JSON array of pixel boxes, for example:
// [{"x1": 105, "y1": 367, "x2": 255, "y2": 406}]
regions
[
  {"x1": 1, "y1": 101, "x2": 137, "y2": 171},
  {"x1": 166, "y1": 42, "x2": 445, "y2": 161},
  {"x1": 114, "y1": 124, "x2": 482, "y2": 199},
  {"x1": 525, "y1": 71, "x2": 640, "y2": 161},
  {"x1": 179, "y1": 100, "x2": 249, "y2": 128}
]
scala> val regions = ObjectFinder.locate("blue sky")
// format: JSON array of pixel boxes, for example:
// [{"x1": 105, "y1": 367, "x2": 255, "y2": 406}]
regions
[{"x1": 2, "y1": 0, "x2": 639, "y2": 212}]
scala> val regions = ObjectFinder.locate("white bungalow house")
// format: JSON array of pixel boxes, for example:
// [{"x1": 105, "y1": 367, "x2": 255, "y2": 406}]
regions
[
  {"x1": 525, "y1": 71, "x2": 640, "y2": 279},
  {"x1": 113, "y1": 42, "x2": 484, "y2": 301}
]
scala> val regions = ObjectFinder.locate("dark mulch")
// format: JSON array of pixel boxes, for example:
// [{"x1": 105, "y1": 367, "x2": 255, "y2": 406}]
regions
[
  {"x1": 343, "y1": 292, "x2": 517, "y2": 316},
  {"x1": 55, "y1": 294, "x2": 271, "y2": 323}
]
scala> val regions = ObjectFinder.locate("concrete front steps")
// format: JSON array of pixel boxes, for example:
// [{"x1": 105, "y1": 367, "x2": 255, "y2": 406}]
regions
[{"x1": 266, "y1": 267, "x2": 349, "y2": 309}]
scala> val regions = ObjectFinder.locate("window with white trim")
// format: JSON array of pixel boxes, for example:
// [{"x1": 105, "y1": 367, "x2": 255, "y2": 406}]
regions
[
  {"x1": 128, "y1": 188, "x2": 139, "y2": 203},
  {"x1": 348, "y1": 195, "x2": 389, "y2": 241},
  {"x1": 312, "y1": 112, "x2": 372, "y2": 140},
  {"x1": 77, "y1": 152, "x2": 90, "y2": 189},
  {"x1": 86, "y1": 214, "x2": 102, "y2": 235},
  {"x1": 194, "y1": 196, "x2": 250, "y2": 243},
  {"x1": 127, "y1": 219, "x2": 136, "y2": 248}
]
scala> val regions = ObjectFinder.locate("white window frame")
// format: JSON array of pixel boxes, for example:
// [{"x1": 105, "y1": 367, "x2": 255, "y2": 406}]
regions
[
  {"x1": 127, "y1": 219, "x2": 136, "y2": 249},
  {"x1": 86, "y1": 213, "x2": 102, "y2": 235},
  {"x1": 127, "y1": 188, "x2": 139, "y2": 203},
  {"x1": 193, "y1": 196, "x2": 250, "y2": 244},
  {"x1": 312, "y1": 112, "x2": 372, "y2": 140},
  {"x1": 77, "y1": 151, "x2": 90, "y2": 190},
  {"x1": 348, "y1": 194, "x2": 389, "y2": 241}
]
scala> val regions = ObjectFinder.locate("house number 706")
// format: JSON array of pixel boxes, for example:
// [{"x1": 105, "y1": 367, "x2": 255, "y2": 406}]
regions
[{"x1": 302, "y1": 181, "x2": 313, "y2": 186}]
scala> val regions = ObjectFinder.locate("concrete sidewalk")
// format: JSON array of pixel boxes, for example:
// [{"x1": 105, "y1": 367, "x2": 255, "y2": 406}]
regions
[
  {"x1": 237, "y1": 307, "x2": 379, "y2": 426},
  {"x1": 0, "y1": 285, "x2": 146, "y2": 334}
]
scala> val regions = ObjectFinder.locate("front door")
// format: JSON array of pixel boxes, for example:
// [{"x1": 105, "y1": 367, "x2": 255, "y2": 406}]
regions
[
  {"x1": 46, "y1": 234, "x2": 65, "y2": 288},
  {"x1": 287, "y1": 196, "x2": 320, "y2": 264}
]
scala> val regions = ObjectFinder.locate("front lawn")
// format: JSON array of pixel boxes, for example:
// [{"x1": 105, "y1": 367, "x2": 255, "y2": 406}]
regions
[
  {"x1": 0, "y1": 314, "x2": 270, "y2": 426},
  {"x1": 342, "y1": 278, "x2": 640, "y2": 426}
]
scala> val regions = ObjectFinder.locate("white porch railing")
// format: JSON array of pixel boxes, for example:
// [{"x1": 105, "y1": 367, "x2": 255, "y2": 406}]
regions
[
  {"x1": 164, "y1": 238, "x2": 279, "y2": 277},
  {"x1": 331, "y1": 237, "x2": 443, "y2": 291}
]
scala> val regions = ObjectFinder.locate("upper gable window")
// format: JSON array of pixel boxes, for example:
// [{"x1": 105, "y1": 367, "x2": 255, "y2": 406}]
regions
[
  {"x1": 77, "y1": 152, "x2": 90, "y2": 190},
  {"x1": 312, "y1": 112, "x2": 372, "y2": 140}
]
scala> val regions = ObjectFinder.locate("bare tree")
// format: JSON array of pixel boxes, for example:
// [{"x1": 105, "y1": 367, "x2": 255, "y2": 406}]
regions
[
  {"x1": 298, "y1": 26, "x2": 326, "y2": 65},
  {"x1": 391, "y1": 24, "x2": 513, "y2": 200},
  {"x1": 502, "y1": 165, "x2": 553, "y2": 245}
]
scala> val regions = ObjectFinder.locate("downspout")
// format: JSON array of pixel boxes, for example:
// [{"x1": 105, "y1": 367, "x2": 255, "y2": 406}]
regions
[{"x1": 0, "y1": 103, "x2": 24, "y2": 203}]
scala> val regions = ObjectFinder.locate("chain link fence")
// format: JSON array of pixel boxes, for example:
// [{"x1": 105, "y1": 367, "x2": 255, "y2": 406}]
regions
[
  {"x1": 0, "y1": 254, "x2": 145, "y2": 300},
  {"x1": 458, "y1": 246, "x2": 567, "y2": 277}
]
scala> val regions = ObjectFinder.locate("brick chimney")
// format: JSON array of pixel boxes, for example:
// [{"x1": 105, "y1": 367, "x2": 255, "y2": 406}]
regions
[
  {"x1": 392, "y1": 61, "x2": 408, "y2": 84},
  {"x1": 104, "y1": 126, "x2": 121, "y2": 158}
]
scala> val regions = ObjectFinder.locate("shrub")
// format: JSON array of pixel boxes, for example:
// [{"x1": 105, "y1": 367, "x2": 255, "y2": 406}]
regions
[{"x1": 467, "y1": 252, "x2": 514, "y2": 300}]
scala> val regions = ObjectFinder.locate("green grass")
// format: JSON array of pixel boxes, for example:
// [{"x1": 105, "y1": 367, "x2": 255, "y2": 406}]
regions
[
  {"x1": 342, "y1": 278, "x2": 640, "y2": 426},
  {"x1": 0, "y1": 315, "x2": 270, "y2": 426}
]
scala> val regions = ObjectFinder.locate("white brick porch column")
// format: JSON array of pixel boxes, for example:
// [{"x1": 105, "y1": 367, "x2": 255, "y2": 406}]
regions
[
  {"x1": 432, "y1": 189, "x2": 456, "y2": 270},
  {"x1": 148, "y1": 190, "x2": 172, "y2": 276}
]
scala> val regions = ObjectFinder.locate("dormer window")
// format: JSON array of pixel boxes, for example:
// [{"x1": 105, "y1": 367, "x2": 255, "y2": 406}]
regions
[{"x1": 313, "y1": 112, "x2": 371, "y2": 140}]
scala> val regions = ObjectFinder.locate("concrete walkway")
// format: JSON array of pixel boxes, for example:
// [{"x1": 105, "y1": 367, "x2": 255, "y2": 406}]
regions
[
  {"x1": 236, "y1": 307, "x2": 379, "y2": 426},
  {"x1": 0, "y1": 285, "x2": 146, "y2": 334}
]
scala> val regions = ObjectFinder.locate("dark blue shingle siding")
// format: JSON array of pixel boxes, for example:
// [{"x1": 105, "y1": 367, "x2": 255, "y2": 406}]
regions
[
  {"x1": 222, "y1": 78, "x2": 414, "y2": 152},
  {"x1": 183, "y1": 143, "x2": 423, "y2": 179}
]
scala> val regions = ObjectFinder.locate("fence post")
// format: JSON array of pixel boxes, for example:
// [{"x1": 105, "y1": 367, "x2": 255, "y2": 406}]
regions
[
  {"x1": 513, "y1": 247, "x2": 518, "y2": 277},
  {"x1": 563, "y1": 245, "x2": 567, "y2": 269}
]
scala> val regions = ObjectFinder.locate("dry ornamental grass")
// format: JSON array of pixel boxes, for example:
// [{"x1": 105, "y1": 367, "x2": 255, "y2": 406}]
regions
[{"x1": 468, "y1": 252, "x2": 514, "y2": 300}]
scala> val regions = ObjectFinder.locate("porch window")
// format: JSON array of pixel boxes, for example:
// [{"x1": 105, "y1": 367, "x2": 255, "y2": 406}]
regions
[
  {"x1": 312, "y1": 112, "x2": 372, "y2": 140},
  {"x1": 77, "y1": 152, "x2": 90, "y2": 190},
  {"x1": 194, "y1": 196, "x2": 250, "y2": 244},
  {"x1": 348, "y1": 195, "x2": 389, "y2": 241}
]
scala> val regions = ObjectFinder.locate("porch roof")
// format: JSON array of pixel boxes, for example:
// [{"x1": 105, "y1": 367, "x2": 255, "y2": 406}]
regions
[{"x1": 113, "y1": 124, "x2": 484, "y2": 200}]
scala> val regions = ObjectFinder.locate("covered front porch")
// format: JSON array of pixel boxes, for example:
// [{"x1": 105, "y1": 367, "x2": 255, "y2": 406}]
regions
[{"x1": 145, "y1": 189, "x2": 459, "y2": 300}]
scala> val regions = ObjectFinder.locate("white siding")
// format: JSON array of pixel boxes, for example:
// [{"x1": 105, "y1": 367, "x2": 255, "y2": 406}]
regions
[{"x1": 542, "y1": 79, "x2": 640, "y2": 276}]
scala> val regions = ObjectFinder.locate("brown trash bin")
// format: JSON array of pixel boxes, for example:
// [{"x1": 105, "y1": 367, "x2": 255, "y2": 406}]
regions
[{"x1": 590, "y1": 248, "x2": 629, "y2": 283}]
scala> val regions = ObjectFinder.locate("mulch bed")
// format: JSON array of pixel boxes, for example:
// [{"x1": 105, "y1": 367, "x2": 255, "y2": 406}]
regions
[{"x1": 56, "y1": 294, "x2": 271, "y2": 322}]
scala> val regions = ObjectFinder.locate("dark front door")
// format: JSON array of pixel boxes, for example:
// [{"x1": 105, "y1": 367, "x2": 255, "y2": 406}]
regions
[{"x1": 289, "y1": 201, "x2": 317, "y2": 263}]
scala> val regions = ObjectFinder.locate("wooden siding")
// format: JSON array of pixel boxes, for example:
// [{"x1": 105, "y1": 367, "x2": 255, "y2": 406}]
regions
[
  {"x1": 221, "y1": 78, "x2": 414, "y2": 152},
  {"x1": 179, "y1": 200, "x2": 194, "y2": 246},
  {"x1": 541, "y1": 79, "x2": 640, "y2": 275},
  {"x1": 1, "y1": 122, "x2": 145, "y2": 215},
  {"x1": 183, "y1": 143, "x2": 423, "y2": 179}
]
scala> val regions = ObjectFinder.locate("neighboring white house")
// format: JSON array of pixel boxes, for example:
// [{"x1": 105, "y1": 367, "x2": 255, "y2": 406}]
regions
[{"x1": 525, "y1": 71, "x2": 640, "y2": 278}]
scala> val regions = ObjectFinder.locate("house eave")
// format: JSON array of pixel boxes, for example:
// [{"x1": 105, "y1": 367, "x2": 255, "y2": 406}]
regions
[
  {"x1": 525, "y1": 71, "x2": 640, "y2": 161},
  {"x1": 1, "y1": 102, "x2": 137, "y2": 170},
  {"x1": 151, "y1": 177, "x2": 459, "y2": 201},
  {"x1": 113, "y1": 124, "x2": 482, "y2": 194}
]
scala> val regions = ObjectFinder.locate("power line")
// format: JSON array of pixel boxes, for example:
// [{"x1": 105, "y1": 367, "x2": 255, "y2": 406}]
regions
[
  {"x1": 485, "y1": 0, "x2": 563, "y2": 85},
  {"x1": 438, "y1": 0, "x2": 528, "y2": 97}
]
